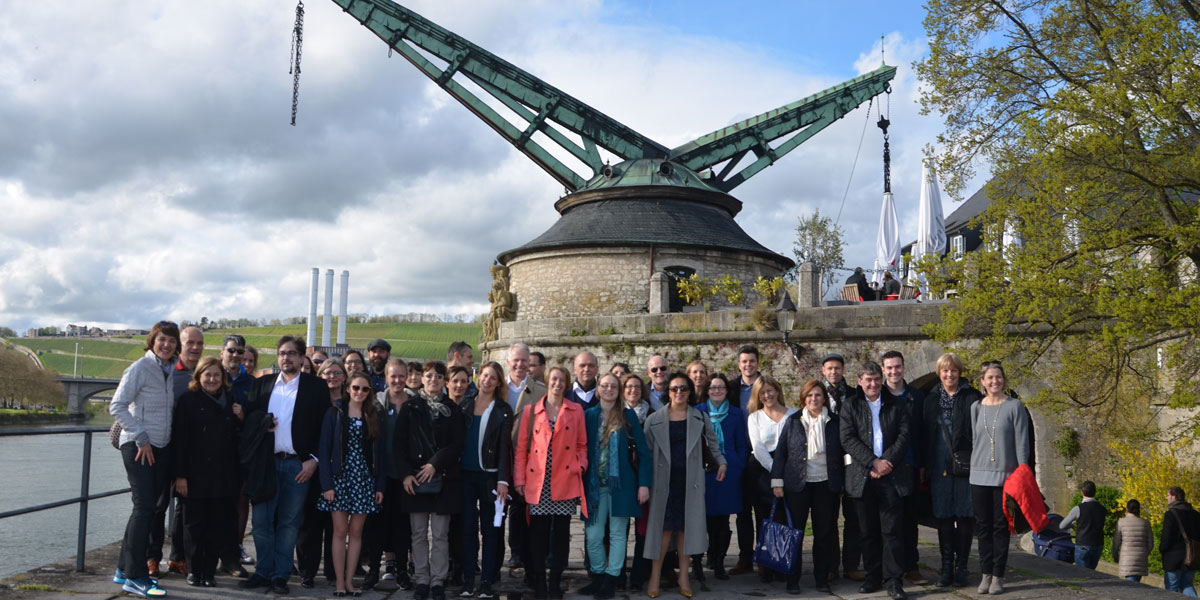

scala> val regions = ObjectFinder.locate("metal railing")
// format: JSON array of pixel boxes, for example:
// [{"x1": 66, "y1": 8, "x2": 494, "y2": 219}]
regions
[{"x1": 0, "y1": 426, "x2": 131, "y2": 572}]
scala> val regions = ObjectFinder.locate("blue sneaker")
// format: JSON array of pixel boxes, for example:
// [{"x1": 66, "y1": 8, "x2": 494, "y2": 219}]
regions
[
  {"x1": 122, "y1": 576, "x2": 167, "y2": 597},
  {"x1": 114, "y1": 569, "x2": 157, "y2": 586}
]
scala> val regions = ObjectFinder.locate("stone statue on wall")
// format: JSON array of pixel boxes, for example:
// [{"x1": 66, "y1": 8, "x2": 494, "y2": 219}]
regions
[{"x1": 482, "y1": 264, "x2": 516, "y2": 342}]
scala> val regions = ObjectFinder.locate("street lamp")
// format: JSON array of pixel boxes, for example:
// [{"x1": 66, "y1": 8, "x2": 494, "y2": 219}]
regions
[{"x1": 775, "y1": 290, "x2": 800, "y2": 364}]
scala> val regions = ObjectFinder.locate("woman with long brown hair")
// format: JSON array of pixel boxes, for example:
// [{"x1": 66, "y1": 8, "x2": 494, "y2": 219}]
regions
[{"x1": 317, "y1": 372, "x2": 387, "y2": 596}]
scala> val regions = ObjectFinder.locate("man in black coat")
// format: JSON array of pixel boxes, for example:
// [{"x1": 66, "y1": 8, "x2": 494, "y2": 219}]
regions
[
  {"x1": 1160, "y1": 486, "x2": 1200, "y2": 595},
  {"x1": 238, "y1": 336, "x2": 328, "y2": 594},
  {"x1": 845, "y1": 267, "x2": 875, "y2": 301},
  {"x1": 840, "y1": 361, "x2": 912, "y2": 600},
  {"x1": 881, "y1": 351, "x2": 927, "y2": 585}
]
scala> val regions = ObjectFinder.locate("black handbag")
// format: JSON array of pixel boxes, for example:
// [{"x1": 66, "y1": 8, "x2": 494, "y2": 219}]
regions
[
  {"x1": 412, "y1": 471, "x2": 444, "y2": 495},
  {"x1": 701, "y1": 435, "x2": 719, "y2": 473},
  {"x1": 939, "y1": 418, "x2": 970, "y2": 477}
]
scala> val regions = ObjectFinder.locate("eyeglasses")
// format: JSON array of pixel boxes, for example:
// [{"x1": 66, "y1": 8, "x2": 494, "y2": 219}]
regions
[
  {"x1": 708, "y1": 384, "x2": 726, "y2": 391},
  {"x1": 320, "y1": 370, "x2": 344, "y2": 378},
  {"x1": 224, "y1": 347, "x2": 246, "y2": 355},
  {"x1": 350, "y1": 384, "x2": 371, "y2": 392},
  {"x1": 278, "y1": 350, "x2": 299, "y2": 357},
  {"x1": 649, "y1": 366, "x2": 669, "y2": 373},
  {"x1": 598, "y1": 383, "x2": 619, "y2": 390},
  {"x1": 312, "y1": 358, "x2": 324, "y2": 365},
  {"x1": 344, "y1": 359, "x2": 364, "y2": 366},
  {"x1": 157, "y1": 320, "x2": 178, "y2": 329},
  {"x1": 669, "y1": 385, "x2": 689, "y2": 393}
]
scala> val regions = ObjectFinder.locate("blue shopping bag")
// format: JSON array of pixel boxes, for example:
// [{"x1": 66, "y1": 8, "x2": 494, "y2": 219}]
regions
[{"x1": 754, "y1": 497, "x2": 802, "y2": 574}]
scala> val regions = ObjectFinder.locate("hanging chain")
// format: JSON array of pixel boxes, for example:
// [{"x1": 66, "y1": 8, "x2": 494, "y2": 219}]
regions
[
  {"x1": 289, "y1": 0, "x2": 305, "y2": 126},
  {"x1": 877, "y1": 86, "x2": 892, "y2": 194}
]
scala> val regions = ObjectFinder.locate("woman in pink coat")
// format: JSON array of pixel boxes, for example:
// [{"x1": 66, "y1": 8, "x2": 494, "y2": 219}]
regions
[{"x1": 514, "y1": 365, "x2": 588, "y2": 600}]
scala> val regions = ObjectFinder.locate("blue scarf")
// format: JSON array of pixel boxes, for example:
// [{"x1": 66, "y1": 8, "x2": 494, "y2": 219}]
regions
[{"x1": 707, "y1": 398, "x2": 729, "y2": 454}]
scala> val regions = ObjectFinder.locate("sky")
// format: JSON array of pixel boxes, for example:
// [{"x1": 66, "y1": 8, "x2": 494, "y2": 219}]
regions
[{"x1": 0, "y1": 0, "x2": 977, "y2": 333}]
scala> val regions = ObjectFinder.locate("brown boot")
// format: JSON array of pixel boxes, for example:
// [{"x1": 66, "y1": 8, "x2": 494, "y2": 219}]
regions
[
  {"x1": 728, "y1": 559, "x2": 753, "y2": 576},
  {"x1": 168, "y1": 560, "x2": 188, "y2": 575},
  {"x1": 904, "y1": 570, "x2": 928, "y2": 585},
  {"x1": 147, "y1": 560, "x2": 161, "y2": 577}
]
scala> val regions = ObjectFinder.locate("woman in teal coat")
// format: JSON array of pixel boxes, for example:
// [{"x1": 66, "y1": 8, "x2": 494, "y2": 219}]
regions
[{"x1": 583, "y1": 373, "x2": 653, "y2": 599}]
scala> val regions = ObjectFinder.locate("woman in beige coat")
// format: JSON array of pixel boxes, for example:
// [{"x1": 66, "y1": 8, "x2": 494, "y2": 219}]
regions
[
  {"x1": 642, "y1": 373, "x2": 726, "y2": 598},
  {"x1": 1112, "y1": 499, "x2": 1153, "y2": 582}
]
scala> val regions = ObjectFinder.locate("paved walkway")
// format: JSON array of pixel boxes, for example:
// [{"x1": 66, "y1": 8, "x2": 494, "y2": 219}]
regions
[{"x1": 0, "y1": 519, "x2": 1180, "y2": 600}]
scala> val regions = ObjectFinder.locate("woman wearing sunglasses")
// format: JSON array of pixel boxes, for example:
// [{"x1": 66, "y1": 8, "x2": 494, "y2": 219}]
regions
[
  {"x1": 643, "y1": 373, "x2": 726, "y2": 598},
  {"x1": 317, "y1": 372, "x2": 387, "y2": 597}
]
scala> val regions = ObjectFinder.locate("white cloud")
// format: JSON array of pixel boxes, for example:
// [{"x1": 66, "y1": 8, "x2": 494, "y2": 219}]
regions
[{"x1": 0, "y1": 1, "x2": 971, "y2": 332}]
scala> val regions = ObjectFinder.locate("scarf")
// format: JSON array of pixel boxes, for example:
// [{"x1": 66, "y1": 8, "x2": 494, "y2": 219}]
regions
[
  {"x1": 627, "y1": 401, "x2": 649, "y2": 424},
  {"x1": 418, "y1": 389, "x2": 452, "y2": 419},
  {"x1": 706, "y1": 398, "x2": 730, "y2": 454},
  {"x1": 937, "y1": 383, "x2": 957, "y2": 418},
  {"x1": 800, "y1": 407, "x2": 829, "y2": 459}
]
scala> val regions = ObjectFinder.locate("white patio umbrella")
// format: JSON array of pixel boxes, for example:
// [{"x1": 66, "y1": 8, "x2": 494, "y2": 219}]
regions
[
  {"x1": 872, "y1": 191, "x2": 900, "y2": 287},
  {"x1": 913, "y1": 162, "x2": 946, "y2": 290}
]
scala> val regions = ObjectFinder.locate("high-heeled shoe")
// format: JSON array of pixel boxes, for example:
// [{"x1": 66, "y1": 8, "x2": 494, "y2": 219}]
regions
[
  {"x1": 647, "y1": 589, "x2": 661, "y2": 598},
  {"x1": 678, "y1": 588, "x2": 693, "y2": 598}
]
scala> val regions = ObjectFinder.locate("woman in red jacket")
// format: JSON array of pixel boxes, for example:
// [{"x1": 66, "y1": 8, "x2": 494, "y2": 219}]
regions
[{"x1": 514, "y1": 365, "x2": 588, "y2": 600}]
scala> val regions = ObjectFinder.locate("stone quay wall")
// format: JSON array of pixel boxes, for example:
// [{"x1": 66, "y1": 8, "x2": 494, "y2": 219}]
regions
[{"x1": 505, "y1": 246, "x2": 788, "y2": 320}]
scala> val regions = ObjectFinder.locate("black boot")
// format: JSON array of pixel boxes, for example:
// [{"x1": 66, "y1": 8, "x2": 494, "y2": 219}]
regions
[
  {"x1": 953, "y1": 559, "x2": 969, "y2": 587},
  {"x1": 691, "y1": 555, "x2": 709, "y2": 592},
  {"x1": 594, "y1": 575, "x2": 614, "y2": 600},
  {"x1": 936, "y1": 553, "x2": 954, "y2": 588},
  {"x1": 548, "y1": 571, "x2": 563, "y2": 600},
  {"x1": 712, "y1": 553, "x2": 729, "y2": 581},
  {"x1": 577, "y1": 573, "x2": 600, "y2": 596}
]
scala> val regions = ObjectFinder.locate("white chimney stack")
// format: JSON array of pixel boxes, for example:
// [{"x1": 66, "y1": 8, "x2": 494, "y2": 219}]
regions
[
  {"x1": 323, "y1": 269, "x2": 334, "y2": 347},
  {"x1": 306, "y1": 268, "x2": 319, "y2": 347},
  {"x1": 337, "y1": 270, "x2": 349, "y2": 345}
]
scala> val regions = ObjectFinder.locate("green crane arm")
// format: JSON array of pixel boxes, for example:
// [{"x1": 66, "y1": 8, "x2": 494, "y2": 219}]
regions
[
  {"x1": 330, "y1": 0, "x2": 669, "y2": 191},
  {"x1": 669, "y1": 65, "x2": 896, "y2": 192}
]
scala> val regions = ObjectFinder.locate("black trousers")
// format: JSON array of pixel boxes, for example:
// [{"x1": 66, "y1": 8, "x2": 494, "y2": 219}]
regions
[
  {"x1": 901, "y1": 473, "x2": 921, "y2": 572},
  {"x1": 971, "y1": 485, "x2": 1009, "y2": 577},
  {"x1": 740, "y1": 461, "x2": 772, "y2": 562},
  {"x1": 508, "y1": 495, "x2": 529, "y2": 566},
  {"x1": 528, "y1": 515, "x2": 570, "y2": 589},
  {"x1": 784, "y1": 481, "x2": 837, "y2": 587},
  {"x1": 148, "y1": 480, "x2": 183, "y2": 563},
  {"x1": 296, "y1": 483, "x2": 334, "y2": 579},
  {"x1": 183, "y1": 496, "x2": 237, "y2": 579},
  {"x1": 119, "y1": 443, "x2": 170, "y2": 580},
  {"x1": 831, "y1": 492, "x2": 862, "y2": 574},
  {"x1": 363, "y1": 477, "x2": 409, "y2": 574},
  {"x1": 705, "y1": 515, "x2": 733, "y2": 564},
  {"x1": 853, "y1": 478, "x2": 905, "y2": 587}
]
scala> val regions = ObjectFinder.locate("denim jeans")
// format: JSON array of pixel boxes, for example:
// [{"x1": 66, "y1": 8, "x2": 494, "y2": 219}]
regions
[
  {"x1": 1164, "y1": 569, "x2": 1197, "y2": 596},
  {"x1": 1074, "y1": 544, "x2": 1101, "y2": 569},
  {"x1": 1126, "y1": 575, "x2": 1142, "y2": 582},
  {"x1": 251, "y1": 457, "x2": 309, "y2": 581},
  {"x1": 118, "y1": 443, "x2": 170, "y2": 580},
  {"x1": 461, "y1": 470, "x2": 498, "y2": 585},
  {"x1": 585, "y1": 486, "x2": 629, "y2": 577}
]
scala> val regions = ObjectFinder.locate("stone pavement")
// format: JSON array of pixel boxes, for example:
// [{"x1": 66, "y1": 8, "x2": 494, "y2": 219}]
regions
[{"x1": 0, "y1": 518, "x2": 1182, "y2": 600}]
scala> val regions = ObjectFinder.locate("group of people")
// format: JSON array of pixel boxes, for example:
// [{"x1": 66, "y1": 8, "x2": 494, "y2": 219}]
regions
[
  {"x1": 1058, "y1": 480, "x2": 1199, "y2": 596},
  {"x1": 108, "y1": 321, "x2": 1199, "y2": 600}
]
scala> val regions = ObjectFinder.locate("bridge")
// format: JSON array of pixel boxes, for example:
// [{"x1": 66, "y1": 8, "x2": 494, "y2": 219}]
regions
[{"x1": 55, "y1": 376, "x2": 121, "y2": 416}]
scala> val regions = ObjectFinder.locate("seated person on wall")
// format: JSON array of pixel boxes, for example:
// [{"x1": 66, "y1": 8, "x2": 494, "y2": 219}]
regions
[{"x1": 845, "y1": 267, "x2": 875, "y2": 301}]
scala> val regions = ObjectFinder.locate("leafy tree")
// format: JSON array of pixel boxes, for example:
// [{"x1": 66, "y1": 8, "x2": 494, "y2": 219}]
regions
[
  {"x1": 792, "y1": 209, "x2": 845, "y2": 298},
  {"x1": 0, "y1": 326, "x2": 17, "y2": 338},
  {"x1": 917, "y1": 0, "x2": 1200, "y2": 439},
  {"x1": 0, "y1": 350, "x2": 64, "y2": 409}
]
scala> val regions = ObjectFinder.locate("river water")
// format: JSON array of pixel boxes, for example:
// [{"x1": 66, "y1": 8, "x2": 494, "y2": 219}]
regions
[{"x1": 0, "y1": 417, "x2": 130, "y2": 579}]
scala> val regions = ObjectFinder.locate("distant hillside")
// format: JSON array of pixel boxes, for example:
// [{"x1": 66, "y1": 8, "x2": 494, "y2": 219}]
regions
[{"x1": 19, "y1": 321, "x2": 481, "y2": 378}]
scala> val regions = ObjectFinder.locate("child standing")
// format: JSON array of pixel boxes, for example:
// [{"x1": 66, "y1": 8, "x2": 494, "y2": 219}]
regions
[{"x1": 318, "y1": 372, "x2": 388, "y2": 596}]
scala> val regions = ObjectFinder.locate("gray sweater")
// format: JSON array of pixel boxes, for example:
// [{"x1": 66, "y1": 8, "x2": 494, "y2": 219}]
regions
[
  {"x1": 968, "y1": 396, "x2": 1031, "y2": 487},
  {"x1": 110, "y1": 351, "x2": 177, "y2": 448}
]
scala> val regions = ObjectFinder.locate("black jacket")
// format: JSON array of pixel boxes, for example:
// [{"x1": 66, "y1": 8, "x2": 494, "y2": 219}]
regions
[
  {"x1": 240, "y1": 410, "x2": 276, "y2": 503},
  {"x1": 393, "y1": 393, "x2": 466, "y2": 514},
  {"x1": 172, "y1": 390, "x2": 242, "y2": 498},
  {"x1": 243, "y1": 372, "x2": 328, "y2": 460},
  {"x1": 317, "y1": 401, "x2": 388, "y2": 494},
  {"x1": 458, "y1": 394, "x2": 514, "y2": 484},
  {"x1": 770, "y1": 410, "x2": 843, "y2": 494},
  {"x1": 1161, "y1": 500, "x2": 1200, "y2": 571},
  {"x1": 839, "y1": 388, "x2": 912, "y2": 498},
  {"x1": 922, "y1": 383, "x2": 980, "y2": 475}
]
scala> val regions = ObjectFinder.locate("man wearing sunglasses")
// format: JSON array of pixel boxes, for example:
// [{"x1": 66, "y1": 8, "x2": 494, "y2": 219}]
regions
[
  {"x1": 644, "y1": 355, "x2": 669, "y2": 411},
  {"x1": 220, "y1": 334, "x2": 257, "y2": 570}
]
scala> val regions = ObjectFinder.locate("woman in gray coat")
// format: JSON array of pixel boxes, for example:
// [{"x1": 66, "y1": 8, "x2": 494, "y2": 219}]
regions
[
  {"x1": 1112, "y1": 499, "x2": 1153, "y2": 582},
  {"x1": 643, "y1": 373, "x2": 726, "y2": 598}
]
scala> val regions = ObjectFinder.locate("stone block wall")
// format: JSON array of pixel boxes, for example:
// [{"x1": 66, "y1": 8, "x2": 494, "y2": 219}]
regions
[{"x1": 505, "y1": 246, "x2": 789, "y2": 320}]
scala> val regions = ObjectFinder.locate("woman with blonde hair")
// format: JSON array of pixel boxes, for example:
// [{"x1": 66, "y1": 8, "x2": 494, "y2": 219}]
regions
[
  {"x1": 744, "y1": 374, "x2": 796, "y2": 583},
  {"x1": 922, "y1": 352, "x2": 979, "y2": 588}
]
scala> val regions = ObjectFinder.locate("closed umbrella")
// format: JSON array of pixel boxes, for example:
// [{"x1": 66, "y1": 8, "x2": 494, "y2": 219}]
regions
[
  {"x1": 872, "y1": 191, "x2": 900, "y2": 288},
  {"x1": 913, "y1": 162, "x2": 946, "y2": 290}
]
